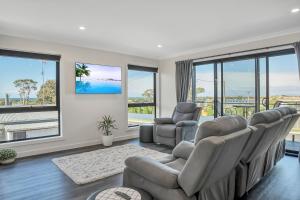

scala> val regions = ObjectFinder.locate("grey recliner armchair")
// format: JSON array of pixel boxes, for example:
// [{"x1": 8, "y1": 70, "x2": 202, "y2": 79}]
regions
[
  {"x1": 153, "y1": 102, "x2": 201, "y2": 147},
  {"x1": 124, "y1": 116, "x2": 251, "y2": 200}
]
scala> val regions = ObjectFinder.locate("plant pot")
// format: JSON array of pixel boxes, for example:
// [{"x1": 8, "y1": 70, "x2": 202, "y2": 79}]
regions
[
  {"x1": 0, "y1": 158, "x2": 16, "y2": 165},
  {"x1": 102, "y1": 135, "x2": 114, "y2": 147}
]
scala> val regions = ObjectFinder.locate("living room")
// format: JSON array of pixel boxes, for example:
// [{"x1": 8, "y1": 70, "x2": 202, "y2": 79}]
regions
[{"x1": 0, "y1": 1, "x2": 300, "y2": 200}]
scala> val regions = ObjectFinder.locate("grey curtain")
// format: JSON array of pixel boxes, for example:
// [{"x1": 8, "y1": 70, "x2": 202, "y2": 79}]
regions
[
  {"x1": 175, "y1": 60, "x2": 193, "y2": 102},
  {"x1": 293, "y1": 42, "x2": 300, "y2": 79}
]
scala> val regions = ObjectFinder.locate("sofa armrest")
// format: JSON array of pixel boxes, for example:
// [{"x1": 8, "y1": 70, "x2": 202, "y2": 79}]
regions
[
  {"x1": 125, "y1": 156, "x2": 179, "y2": 189},
  {"x1": 176, "y1": 120, "x2": 198, "y2": 127},
  {"x1": 172, "y1": 141, "x2": 195, "y2": 160},
  {"x1": 154, "y1": 118, "x2": 174, "y2": 124}
]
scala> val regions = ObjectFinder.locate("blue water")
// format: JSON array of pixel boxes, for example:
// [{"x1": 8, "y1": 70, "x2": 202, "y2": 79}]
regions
[{"x1": 76, "y1": 80, "x2": 122, "y2": 94}]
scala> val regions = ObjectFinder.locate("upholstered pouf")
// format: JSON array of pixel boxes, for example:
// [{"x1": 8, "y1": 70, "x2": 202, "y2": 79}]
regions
[
  {"x1": 139, "y1": 124, "x2": 153, "y2": 143},
  {"x1": 87, "y1": 187, "x2": 152, "y2": 200}
]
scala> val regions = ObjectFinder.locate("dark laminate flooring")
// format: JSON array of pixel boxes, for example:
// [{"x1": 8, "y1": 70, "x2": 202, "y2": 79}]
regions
[{"x1": 0, "y1": 139, "x2": 299, "y2": 200}]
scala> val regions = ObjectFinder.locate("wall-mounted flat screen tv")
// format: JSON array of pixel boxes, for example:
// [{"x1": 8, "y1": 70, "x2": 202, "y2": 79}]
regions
[{"x1": 75, "y1": 62, "x2": 122, "y2": 94}]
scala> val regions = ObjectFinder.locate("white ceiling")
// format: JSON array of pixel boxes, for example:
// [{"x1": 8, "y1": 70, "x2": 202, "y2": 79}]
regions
[{"x1": 0, "y1": 0, "x2": 300, "y2": 59}]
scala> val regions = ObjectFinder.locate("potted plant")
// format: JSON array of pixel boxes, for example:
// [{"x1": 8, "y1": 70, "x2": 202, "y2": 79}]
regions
[
  {"x1": 97, "y1": 115, "x2": 117, "y2": 146},
  {"x1": 0, "y1": 149, "x2": 17, "y2": 164}
]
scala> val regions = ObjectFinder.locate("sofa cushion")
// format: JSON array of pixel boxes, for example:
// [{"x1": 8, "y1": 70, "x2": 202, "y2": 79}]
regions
[
  {"x1": 249, "y1": 110, "x2": 281, "y2": 126},
  {"x1": 173, "y1": 112, "x2": 194, "y2": 124},
  {"x1": 125, "y1": 156, "x2": 179, "y2": 189},
  {"x1": 156, "y1": 124, "x2": 176, "y2": 138},
  {"x1": 176, "y1": 102, "x2": 197, "y2": 113},
  {"x1": 156, "y1": 136, "x2": 176, "y2": 147},
  {"x1": 275, "y1": 107, "x2": 291, "y2": 116},
  {"x1": 172, "y1": 103, "x2": 197, "y2": 123},
  {"x1": 195, "y1": 116, "x2": 247, "y2": 144},
  {"x1": 166, "y1": 158, "x2": 187, "y2": 172},
  {"x1": 289, "y1": 107, "x2": 298, "y2": 114}
]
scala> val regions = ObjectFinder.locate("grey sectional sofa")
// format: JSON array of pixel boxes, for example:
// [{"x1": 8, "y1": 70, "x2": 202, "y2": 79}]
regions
[
  {"x1": 124, "y1": 116, "x2": 251, "y2": 200},
  {"x1": 236, "y1": 107, "x2": 299, "y2": 197},
  {"x1": 124, "y1": 107, "x2": 299, "y2": 200}
]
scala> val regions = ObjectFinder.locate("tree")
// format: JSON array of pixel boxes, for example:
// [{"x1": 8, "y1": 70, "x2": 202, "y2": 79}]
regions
[
  {"x1": 13, "y1": 79, "x2": 37, "y2": 105},
  {"x1": 142, "y1": 89, "x2": 154, "y2": 102},
  {"x1": 76, "y1": 63, "x2": 90, "y2": 81},
  {"x1": 37, "y1": 80, "x2": 56, "y2": 104},
  {"x1": 188, "y1": 86, "x2": 205, "y2": 101},
  {"x1": 196, "y1": 86, "x2": 205, "y2": 95}
]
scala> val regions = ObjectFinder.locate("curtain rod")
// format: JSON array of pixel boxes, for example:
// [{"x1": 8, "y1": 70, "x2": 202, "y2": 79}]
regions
[{"x1": 191, "y1": 42, "x2": 295, "y2": 62}]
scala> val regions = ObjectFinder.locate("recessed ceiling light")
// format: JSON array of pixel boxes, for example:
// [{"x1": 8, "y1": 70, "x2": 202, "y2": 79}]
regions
[
  {"x1": 157, "y1": 44, "x2": 163, "y2": 48},
  {"x1": 79, "y1": 26, "x2": 86, "y2": 30},
  {"x1": 291, "y1": 8, "x2": 300, "y2": 13}
]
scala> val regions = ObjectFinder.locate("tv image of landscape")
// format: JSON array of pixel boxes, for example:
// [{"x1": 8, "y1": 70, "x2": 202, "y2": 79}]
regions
[{"x1": 75, "y1": 63, "x2": 122, "y2": 94}]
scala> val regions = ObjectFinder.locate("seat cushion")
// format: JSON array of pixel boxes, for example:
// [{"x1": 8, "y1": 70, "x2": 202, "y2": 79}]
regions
[
  {"x1": 166, "y1": 158, "x2": 187, "y2": 172},
  {"x1": 157, "y1": 124, "x2": 176, "y2": 138}
]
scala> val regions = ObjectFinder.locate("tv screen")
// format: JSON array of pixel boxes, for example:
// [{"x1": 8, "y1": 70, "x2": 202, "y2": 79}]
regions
[{"x1": 75, "y1": 62, "x2": 122, "y2": 94}]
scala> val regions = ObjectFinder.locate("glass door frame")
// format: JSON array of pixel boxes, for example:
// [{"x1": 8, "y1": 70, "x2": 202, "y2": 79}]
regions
[{"x1": 192, "y1": 48, "x2": 295, "y2": 118}]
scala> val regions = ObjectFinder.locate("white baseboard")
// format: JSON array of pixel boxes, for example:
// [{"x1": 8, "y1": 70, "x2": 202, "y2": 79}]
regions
[{"x1": 16, "y1": 133, "x2": 139, "y2": 158}]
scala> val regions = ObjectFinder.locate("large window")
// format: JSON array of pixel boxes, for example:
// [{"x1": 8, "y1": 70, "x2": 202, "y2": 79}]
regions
[
  {"x1": 0, "y1": 50, "x2": 60, "y2": 143},
  {"x1": 191, "y1": 48, "x2": 300, "y2": 154},
  {"x1": 127, "y1": 65, "x2": 157, "y2": 127}
]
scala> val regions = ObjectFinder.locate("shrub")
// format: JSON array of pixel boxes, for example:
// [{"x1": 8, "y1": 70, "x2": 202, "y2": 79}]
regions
[{"x1": 0, "y1": 149, "x2": 17, "y2": 161}]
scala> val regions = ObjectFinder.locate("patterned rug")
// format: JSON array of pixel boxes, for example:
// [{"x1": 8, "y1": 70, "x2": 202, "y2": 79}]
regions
[{"x1": 52, "y1": 144, "x2": 168, "y2": 185}]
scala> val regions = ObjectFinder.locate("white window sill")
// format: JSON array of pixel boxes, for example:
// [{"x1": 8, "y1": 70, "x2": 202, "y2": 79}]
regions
[{"x1": 0, "y1": 135, "x2": 64, "y2": 148}]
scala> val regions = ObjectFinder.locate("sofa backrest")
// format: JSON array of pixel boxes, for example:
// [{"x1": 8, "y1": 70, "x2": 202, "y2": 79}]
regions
[
  {"x1": 242, "y1": 110, "x2": 283, "y2": 162},
  {"x1": 274, "y1": 107, "x2": 294, "y2": 142},
  {"x1": 194, "y1": 115, "x2": 247, "y2": 144},
  {"x1": 172, "y1": 102, "x2": 201, "y2": 123},
  {"x1": 283, "y1": 107, "x2": 300, "y2": 139},
  {"x1": 178, "y1": 116, "x2": 251, "y2": 197}
]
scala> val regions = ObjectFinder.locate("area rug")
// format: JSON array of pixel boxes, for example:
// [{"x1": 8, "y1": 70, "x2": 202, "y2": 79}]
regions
[{"x1": 52, "y1": 144, "x2": 168, "y2": 185}]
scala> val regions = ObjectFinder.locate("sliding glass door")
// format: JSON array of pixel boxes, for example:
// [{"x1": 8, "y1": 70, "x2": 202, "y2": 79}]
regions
[
  {"x1": 268, "y1": 54, "x2": 300, "y2": 154},
  {"x1": 192, "y1": 63, "x2": 215, "y2": 123},
  {"x1": 191, "y1": 48, "x2": 300, "y2": 154},
  {"x1": 222, "y1": 59, "x2": 256, "y2": 118}
]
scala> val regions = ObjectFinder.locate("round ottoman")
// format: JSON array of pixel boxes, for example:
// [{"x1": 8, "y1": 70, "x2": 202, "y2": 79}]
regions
[
  {"x1": 139, "y1": 124, "x2": 154, "y2": 143},
  {"x1": 87, "y1": 187, "x2": 152, "y2": 200}
]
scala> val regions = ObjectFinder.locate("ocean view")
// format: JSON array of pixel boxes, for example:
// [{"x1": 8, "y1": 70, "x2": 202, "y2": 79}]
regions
[{"x1": 75, "y1": 80, "x2": 121, "y2": 94}]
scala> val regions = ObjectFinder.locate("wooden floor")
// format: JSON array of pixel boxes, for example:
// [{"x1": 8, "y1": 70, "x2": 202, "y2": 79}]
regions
[{"x1": 0, "y1": 139, "x2": 299, "y2": 200}]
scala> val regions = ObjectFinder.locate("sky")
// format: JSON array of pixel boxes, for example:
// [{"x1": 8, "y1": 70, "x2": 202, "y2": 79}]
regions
[
  {"x1": 0, "y1": 56, "x2": 56, "y2": 98},
  {"x1": 1, "y1": 53, "x2": 299, "y2": 99},
  {"x1": 76, "y1": 63, "x2": 121, "y2": 81},
  {"x1": 128, "y1": 70, "x2": 153, "y2": 97}
]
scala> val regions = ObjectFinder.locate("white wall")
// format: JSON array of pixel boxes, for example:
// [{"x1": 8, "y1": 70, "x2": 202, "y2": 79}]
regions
[
  {"x1": 0, "y1": 34, "x2": 158, "y2": 157},
  {"x1": 159, "y1": 32, "x2": 300, "y2": 117}
]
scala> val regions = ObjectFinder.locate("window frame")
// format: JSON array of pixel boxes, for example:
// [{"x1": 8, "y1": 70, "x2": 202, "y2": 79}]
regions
[
  {"x1": 127, "y1": 64, "x2": 158, "y2": 127},
  {"x1": 0, "y1": 49, "x2": 61, "y2": 143}
]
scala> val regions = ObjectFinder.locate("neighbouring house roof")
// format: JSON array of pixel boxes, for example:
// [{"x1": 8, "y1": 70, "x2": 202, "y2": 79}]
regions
[
  {"x1": 0, "y1": 111, "x2": 58, "y2": 124},
  {"x1": 5, "y1": 121, "x2": 58, "y2": 132}
]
